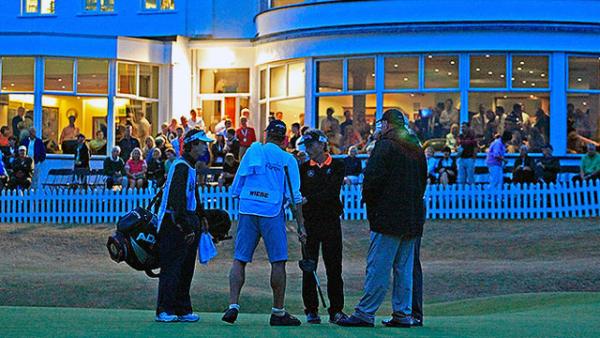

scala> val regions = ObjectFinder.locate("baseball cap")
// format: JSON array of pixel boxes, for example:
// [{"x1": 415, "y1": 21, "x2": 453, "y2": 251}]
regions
[
  {"x1": 18, "y1": 145, "x2": 27, "y2": 152},
  {"x1": 377, "y1": 108, "x2": 407, "y2": 128},
  {"x1": 265, "y1": 120, "x2": 287, "y2": 136},
  {"x1": 184, "y1": 129, "x2": 214, "y2": 144},
  {"x1": 298, "y1": 129, "x2": 328, "y2": 145}
]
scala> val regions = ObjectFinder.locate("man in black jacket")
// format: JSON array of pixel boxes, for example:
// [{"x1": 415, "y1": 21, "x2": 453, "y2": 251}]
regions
[
  {"x1": 155, "y1": 129, "x2": 214, "y2": 323},
  {"x1": 338, "y1": 109, "x2": 427, "y2": 328},
  {"x1": 298, "y1": 129, "x2": 348, "y2": 324}
]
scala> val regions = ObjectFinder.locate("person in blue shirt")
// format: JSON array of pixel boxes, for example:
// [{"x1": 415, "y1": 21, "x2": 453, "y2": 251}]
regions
[{"x1": 223, "y1": 120, "x2": 306, "y2": 326}]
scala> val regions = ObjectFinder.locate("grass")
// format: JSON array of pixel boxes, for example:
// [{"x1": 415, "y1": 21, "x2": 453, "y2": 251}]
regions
[
  {"x1": 0, "y1": 218, "x2": 599, "y2": 314},
  {"x1": 2, "y1": 293, "x2": 600, "y2": 337}
]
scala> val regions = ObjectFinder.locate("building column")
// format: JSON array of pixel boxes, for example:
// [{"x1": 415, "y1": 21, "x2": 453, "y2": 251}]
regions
[
  {"x1": 107, "y1": 60, "x2": 116, "y2": 151},
  {"x1": 550, "y1": 52, "x2": 567, "y2": 155}
]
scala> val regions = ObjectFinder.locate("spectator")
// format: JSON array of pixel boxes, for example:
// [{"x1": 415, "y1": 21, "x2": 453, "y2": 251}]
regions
[
  {"x1": 219, "y1": 153, "x2": 239, "y2": 187},
  {"x1": 170, "y1": 127, "x2": 185, "y2": 157},
  {"x1": 504, "y1": 103, "x2": 525, "y2": 135},
  {"x1": 486, "y1": 131, "x2": 512, "y2": 190},
  {"x1": 425, "y1": 146, "x2": 438, "y2": 184},
  {"x1": 147, "y1": 148, "x2": 165, "y2": 188},
  {"x1": 224, "y1": 128, "x2": 241, "y2": 160},
  {"x1": 164, "y1": 148, "x2": 177, "y2": 174},
  {"x1": 133, "y1": 109, "x2": 151, "y2": 143},
  {"x1": 211, "y1": 133, "x2": 227, "y2": 166},
  {"x1": 3, "y1": 136, "x2": 18, "y2": 168},
  {"x1": 574, "y1": 143, "x2": 600, "y2": 182},
  {"x1": 60, "y1": 115, "x2": 80, "y2": 150},
  {"x1": 495, "y1": 106, "x2": 507, "y2": 136},
  {"x1": 236, "y1": 116, "x2": 257, "y2": 158},
  {"x1": 125, "y1": 147, "x2": 147, "y2": 189},
  {"x1": 0, "y1": 126, "x2": 10, "y2": 148},
  {"x1": 118, "y1": 125, "x2": 141, "y2": 161},
  {"x1": 158, "y1": 122, "x2": 173, "y2": 144},
  {"x1": 533, "y1": 108, "x2": 550, "y2": 143},
  {"x1": 180, "y1": 116, "x2": 190, "y2": 133},
  {"x1": 296, "y1": 126, "x2": 310, "y2": 154},
  {"x1": 354, "y1": 111, "x2": 372, "y2": 141},
  {"x1": 12, "y1": 107, "x2": 26, "y2": 140},
  {"x1": 512, "y1": 145, "x2": 536, "y2": 184},
  {"x1": 320, "y1": 107, "x2": 341, "y2": 142},
  {"x1": 74, "y1": 134, "x2": 90, "y2": 185},
  {"x1": 436, "y1": 147, "x2": 457, "y2": 185},
  {"x1": 439, "y1": 98, "x2": 458, "y2": 134},
  {"x1": 168, "y1": 118, "x2": 179, "y2": 135},
  {"x1": 0, "y1": 152, "x2": 7, "y2": 190},
  {"x1": 483, "y1": 109, "x2": 499, "y2": 147},
  {"x1": 445, "y1": 123, "x2": 459, "y2": 151},
  {"x1": 215, "y1": 118, "x2": 232, "y2": 135},
  {"x1": 343, "y1": 146, "x2": 362, "y2": 185},
  {"x1": 20, "y1": 127, "x2": 46, "y2": 190},
  {"x1": 155, "y1": 136, "x2": 169, "y2": 161},
  {"x1": 536, "y1": 144, "x2": 561, "y2": 184},
  {"x1": 457, "y1": 126, "x2": 477, "y2": 185},
  {"x1": 287, "y1": 123, "x2": 301, "y2": 152},
  {"x1": 8, "y1": 145, "x2": 33, "y2": 190},
  {"x1": 470, "y1": 105, "x2": 486, "y2": 139},
  {"x1": 143, "y1": 136, "x2": 156, "y2": 163},
  {"x1": 103, "y1": 146, "x2": 127, "y2": 190},
  {"x1": 340, "y1": 110, "x2": 353, "y2": 136},
  {"x1": 341, "y1": 125, "x2": 363, "y2": 152},
  {"x1": 89, "y1": 130, "x2": 107, "y2": 155},
  {"x1": 188, "y1": 109, "x2": 205, "y2": 130}
]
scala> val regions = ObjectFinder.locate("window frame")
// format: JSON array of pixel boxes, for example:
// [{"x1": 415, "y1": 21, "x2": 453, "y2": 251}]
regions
[
  {"x1": 141, "y1": 0, "x2": 176, "y2": 12},
  {"x1": 22, "y1": 0, "x2": 56, "y2": 16},
  {"x1": 82, "y1": 0, "x2": 115, "y2": 13},
  {"x1": 116, "y1": 61, "x2": 160, "y2": 102}
]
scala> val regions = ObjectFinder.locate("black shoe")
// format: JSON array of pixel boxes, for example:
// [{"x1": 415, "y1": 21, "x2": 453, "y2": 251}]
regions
[
  {"x1": 270, "y1": 312, "x2": 301, "y2": 326},
  {"x1": 336, "y1": 315, "x2": 374, "y2": 327},
  {"x1": 382, "y1": 314, "x2": 414, "y2": 328},
  {"x1": 222, "y1": 307, "x2": 239, "y2": 324},
  {"x1": 306, "y1": 312, "x2": 321, "y2": 324},
  {"x1": 329, "y1": 311, "x2": 349, "y2": 324}
]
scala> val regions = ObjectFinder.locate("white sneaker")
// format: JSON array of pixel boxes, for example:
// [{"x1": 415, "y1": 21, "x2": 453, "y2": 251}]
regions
[
  {"x1": 155, "y1": 312, "x2": 178, "y2": 322},
  {"x1": 178, "y1": 313, "x2": 200, "y2": 322}
]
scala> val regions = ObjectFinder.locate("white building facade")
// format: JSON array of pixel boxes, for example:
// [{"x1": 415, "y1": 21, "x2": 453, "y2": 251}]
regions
[{"x1": 1, "y1": 0, "x2": 599, "y2": 170}]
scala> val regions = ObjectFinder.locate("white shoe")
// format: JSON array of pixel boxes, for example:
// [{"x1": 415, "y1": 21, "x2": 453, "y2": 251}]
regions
[{"x1": 155, "y1": 312, "x2": 178, "y2": 322}]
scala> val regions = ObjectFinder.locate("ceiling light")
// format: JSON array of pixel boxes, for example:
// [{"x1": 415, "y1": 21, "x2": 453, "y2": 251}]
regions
[
  {"x1": 500, "y1": 74, "x2": 505, "y2": 78},
  {"x1": 435, "y1": 69, "x2": 439, "y2": 72},
  {"x1": 485, "y1": 54, "x2": 490, "y2": 58},
  {"x1": 520, "y1": 61, "x2": 525, "y2": 65},
  {"x1": 476, "y1": 68, "x2": 481, "y2": 72},
  {"x1": 488, "y1": 71, "x2": 493, "y2": 75},
  {"x1": 394, "y1": 64, "x2": 398, "y2": 68},
  {"x1": 403, "y1": 77, "x2": 409, "y2": 81},
  {"x1": 428, "y1": 55, "x2": 433, "y2": 59},
  {"x1": 517, "y1": 67, "x2": 522, "y2": 71},
  {"x1": 529, "y1": 70, "x2": 534, "y2": 74},
  {"x1": 531, "y1": 83, "x2": 536, "y2": 86},
  {"x1": 371, "y1": 73, "x2": 375, "y2": 77},
  {"x1": 522, "y1": 80, "x2": 527, "y2": 83},
  {"x1": 583, "y1": 102, "x2": 587, "y2": 106},
  {"x1": 448, "y1": 72, "x2": 453, "y2": 76},
  {"x1": 540, "y1": 73, "x2": 546, "y2": 77},
  {"x1": 577, "y1": 78, "x2": 583, "y2": 82},
  {"x1": 58, "y1": 78, "x2": 62, "y2": 82},
  {"x1": 450, "y1": 60, "x2": 456, "y2": 65}
]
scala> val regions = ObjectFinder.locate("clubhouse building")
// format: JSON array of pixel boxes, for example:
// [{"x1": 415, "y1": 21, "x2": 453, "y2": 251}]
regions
[{"x1": 1, "y1": 0, "x2": 599, "y2": 169}]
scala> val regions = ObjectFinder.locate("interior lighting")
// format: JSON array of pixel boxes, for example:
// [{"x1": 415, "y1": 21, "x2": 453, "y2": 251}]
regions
[
  {"x1": 428, "y1": 55, "x2": 433, "y2": 59},
  {"x1": 410, "y1": 94, "x2": 415, "y2": 97},
  {"x1": 9, "y1": 94, "x2": 35, "y2": 104},
  {"x1": 476, "y1": 68, "x2": 481, "y2": 72},
  {"x1": 504, "y1": 95, "x2": 508, "y2": 98},
  {"x1": 583, "y1": 102, "x2": 587, "y2": 106},
  {"x1": 58, "y1": 78, "x2": 62, "y2": 82},
  {"x1": 520, "y1": 61, "x2": 525, "y2": 65},
  {"x1": 447, "y1": 72, "x2": 453, "y2": 76},
  {"x1": 86, "y1": 98, "x2": 108, "y2": 109},
  {"x1": 485, "y1": 54, "x2": 490, "y2": 58},
  {"x1": 10, "y1": 83, "x2": 15, "y2": 87},
  {"x1": 531, "y1": 83, "x2": 536, "y2": 86},
  {"x1": 403, "y1": 77, "x2": 409, "y2": 81},
  {"x1": 61, "y1": 85, "x2": 66, "y2": 89},
  {"x1": 529, "y1": 70, "x2": 534, "y2": 74},
  {"x1": 517, "y1": 67, "x2": 522, "y2": 71},
  {"x1": 371, "y1": 73, "x2": 375, "y2": 77},
  {"x1": 577, "y1": 78, "x2": 583, "y2": 82},
  {"x1": 394, "y1": 64, "x2": 399, "y2": 68},
  {"x1": 488, "y1": 71, "x2": 493, "y2": 75},
  {"x1": 435, "y1": 69, "x2": 439, "y2": 72},
  {"x1": 541, "y1": 73, "x2": 546, "y2": 77},
  {"x1": 92, "y1": 74, "x2": 97, "y2": 78},
  {"x1": 522, "y1": 80, "x2": 527, "y2": 83},
  {"x1": 500, "y1": 74, "x2": 505, "y2": 78},
  {"x1": 450, "y1": 60, "x2": 456, "y2": 65}
]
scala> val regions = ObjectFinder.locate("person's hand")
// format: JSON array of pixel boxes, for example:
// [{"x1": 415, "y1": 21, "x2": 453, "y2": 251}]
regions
[
  {"x1": 183, "y1": 231, "x2": 196, "y2": 246},
  {"x1": 297, "y1": 226, "x2": 307, "y2": 245},
  {"x1": 302, "y1": 197, "x2": 308, "y2": 205}
]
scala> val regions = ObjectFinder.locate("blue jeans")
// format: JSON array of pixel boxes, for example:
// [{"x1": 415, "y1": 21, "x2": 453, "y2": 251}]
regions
[
  {"x1": 353, "y1": 232, "x2": 416, "y2": 323},
  {"x1": 457, "y1": 158, "x2": 475, "y2": 185},
  {"x1": 488, "y1": 165, "x2": 504, "y2": 190}
]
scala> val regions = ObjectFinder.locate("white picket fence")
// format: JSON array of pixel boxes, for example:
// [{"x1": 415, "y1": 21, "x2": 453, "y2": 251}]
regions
[{"x1": 0, "y1": 180, "x2": 599, "y2": 224}]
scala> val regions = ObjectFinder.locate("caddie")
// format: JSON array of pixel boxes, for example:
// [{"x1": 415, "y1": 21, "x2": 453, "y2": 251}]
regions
[
  {"x1": 155, "y1": 129, "x2": 214, "y2": 322},
  {"x1": 297, "y1": 129, "x2": 348, "y2": 324},
  {"x1": 222, "y1": 119, "x2": 306, "y2": 326}
]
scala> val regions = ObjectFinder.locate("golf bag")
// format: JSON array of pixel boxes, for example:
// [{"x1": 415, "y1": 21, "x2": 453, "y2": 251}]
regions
[{"x1": 107, "y1": 190, "x2": 232, "y2": 278}]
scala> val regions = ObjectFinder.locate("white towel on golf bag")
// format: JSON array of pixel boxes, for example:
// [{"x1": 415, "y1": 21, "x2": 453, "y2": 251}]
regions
[{"x1": 198, "y1": 231, "x2": 217, "y2": 264}]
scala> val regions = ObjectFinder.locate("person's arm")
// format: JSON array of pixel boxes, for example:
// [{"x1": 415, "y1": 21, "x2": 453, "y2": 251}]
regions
[
  {"x1": 362, "y1": 140, "x2": 390, "y2": 207},
  {"x1": 286, "y1": 156, "x2": 306, "y2": 242},
  {"x1": 168, "y1": 163, "x2": 197, "y2": 233},
  {"x1": 38, "y1": 140, "x2": 46, "y2": 162}
]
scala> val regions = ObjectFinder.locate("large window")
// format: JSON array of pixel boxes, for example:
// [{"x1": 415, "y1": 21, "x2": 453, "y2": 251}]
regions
[
  {"x1": 567, "y1": 56, "x2": 600, "y2": 153},
  {"x1": 116, "y1": 62, "x2": 160, "y2": 146},
  {"x1": 144, "y1": 0, "x2": 175, "y2": 10},
  {"x1": 45, "y1": 58, "x2": 74, "y2": 92},
  {"x1": 200, "y1": 69, "x2": 249, "y2": 94},
  {"x1": 468, "y1": 54, "x2": 551, "y2": 152},
  {"x1": 425, "y1": 55, "x2": 459, "y2": 89},
  {"x1": 84, "y1": 0, "x2": 114, "y2": 12},
  {"x1": 385, "y1": 56, "x2": 419, "y2": 90},
  {"x1": 2, "y1": 57, "x2": 35, "y2": 92},
  {"x1": 259, "y1": 61, "x2": 305, "y2": 136},
  {"x1": 23, "y1": 0, "x2": 55, "y2": 15},
  {"x1": 77, "y1": 59, "x2": 109, "y2": 94}
]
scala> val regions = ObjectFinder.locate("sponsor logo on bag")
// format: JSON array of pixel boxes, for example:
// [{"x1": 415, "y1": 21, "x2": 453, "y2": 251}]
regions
[{"x1": 136, "y1": 232, "x2": 156, "y2": 244}]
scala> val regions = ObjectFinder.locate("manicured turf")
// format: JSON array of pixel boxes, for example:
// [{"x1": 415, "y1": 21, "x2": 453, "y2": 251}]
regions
[{"x1": 2, "y1": 292, "x2": 600, "y2": 337}]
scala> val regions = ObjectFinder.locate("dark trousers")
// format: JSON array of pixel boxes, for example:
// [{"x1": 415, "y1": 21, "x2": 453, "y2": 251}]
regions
[
  {"x1": 302, "y1": 217, "x2": 344, "y2": 316},
  {"x1": 156, "y1": 218, "x2": 199, "y2": 315},
  {"x1": 412, "y1": 236, "x2": 423, "y2": 322}
]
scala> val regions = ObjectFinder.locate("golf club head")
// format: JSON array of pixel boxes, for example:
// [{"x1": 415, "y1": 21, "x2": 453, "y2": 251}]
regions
[{"x1": 299, "y1": 258, "x2": 317, "y2": 272}]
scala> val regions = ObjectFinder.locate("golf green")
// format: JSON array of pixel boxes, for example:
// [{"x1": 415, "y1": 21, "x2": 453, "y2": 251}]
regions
[{"x1": 2, "y1": 292, "x2": 599, "y2": 337}]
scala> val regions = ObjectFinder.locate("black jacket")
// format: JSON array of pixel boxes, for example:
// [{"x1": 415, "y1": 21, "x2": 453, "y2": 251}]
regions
[
  {"x1": 362, "y1": 129, "x2": 427, "y2": 238},
  {"x1": 300, "y1": 156, "x2": 345, "y2": 221},
  {"x1": 74, "y1": 143, "x2": 90, "y2": 169}
]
